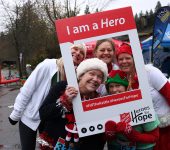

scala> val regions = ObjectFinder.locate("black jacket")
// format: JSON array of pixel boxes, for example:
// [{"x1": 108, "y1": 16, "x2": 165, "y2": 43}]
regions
[
  {"x1": 39, "y1": 81, "x2": 67, "y2": 144},
  {"x1": 39, "y1": 80, "x2": 106, "y2": 149}
]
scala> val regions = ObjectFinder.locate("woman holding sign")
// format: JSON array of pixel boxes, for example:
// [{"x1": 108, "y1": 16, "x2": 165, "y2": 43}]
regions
[
  {"x1": 115, "y1": 43, "x2": 170, "y2": 150},
  {"x1": 8, "y1": 43, "x2": 86, "y2": 150},
  {"x1": 39, "y1": 58, "x2": 108, "y2": 150},
  {"x1": 105, "y1": 69, "x2": 160, "y2": 150}
]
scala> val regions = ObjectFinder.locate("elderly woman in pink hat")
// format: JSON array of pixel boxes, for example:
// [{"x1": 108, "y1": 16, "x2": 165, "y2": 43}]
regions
[{"x1": 113, "y1": 43, "x2": 170, "y2": 150}]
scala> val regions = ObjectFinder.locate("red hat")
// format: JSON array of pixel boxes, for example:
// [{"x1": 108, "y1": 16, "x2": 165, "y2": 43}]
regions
[{"x1": 116, "y1": 43, "x2": 132, "y2": 58}]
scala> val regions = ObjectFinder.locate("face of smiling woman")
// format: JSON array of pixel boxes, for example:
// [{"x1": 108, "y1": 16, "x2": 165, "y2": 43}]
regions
[
  {"x1": 117, "y1": 53, "x2": 135, "y2": 74},
  {"x1": 78, "y1": 69, "x2": 103, "y2": 95},
  {"x1": 71, "y1": 46, "x2": 85, "y2": 66},
  {"x1": 94, "y1": 41, "x2": 114, "y2": 65}
]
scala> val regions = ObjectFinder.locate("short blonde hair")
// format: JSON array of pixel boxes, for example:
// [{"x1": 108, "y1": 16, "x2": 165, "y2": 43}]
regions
[{"x1": 71, "y1": 43, "x2": 87, "y2": 58}]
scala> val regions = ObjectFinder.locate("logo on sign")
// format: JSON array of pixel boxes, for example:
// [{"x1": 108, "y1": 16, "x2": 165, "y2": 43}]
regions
[
  {"x1": 131, "y1": 106, "x2": 153, "y2": 123},
  {"x1": 120, "y1": 112, "x2": 131, "y2": 123}
]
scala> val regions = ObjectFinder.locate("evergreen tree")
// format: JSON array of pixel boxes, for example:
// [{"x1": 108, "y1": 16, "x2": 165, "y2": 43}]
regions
[
  {"x1": 135, "y1": 13, "x2": 140, "y2": 30},
  {"x1": 84, "y1": 5, "x2": 90, "y2": 14},
  {"x1": 95, "y1": 8, "x2": 99, "y2": 13},
  {"x1": 155, "y1": 1, "x2": 162, "y2": 13},
  {"x1": 138, "y1": 11, "x2": 144, "y2": 30},
  {"x1": 145, "y1": 10, "x2": 149, "y2": 18},
  {"x1": 148, "y1": 9, "x2": 154, "y2": 28}
]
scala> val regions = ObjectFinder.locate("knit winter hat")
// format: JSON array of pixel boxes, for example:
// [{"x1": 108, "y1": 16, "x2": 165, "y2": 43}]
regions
[
  {"x1": 106, "y1": 70, "x2": 129, "y2": 87},
  {"x1": 116, "y1": 43, "x2": 132, "y2": 58},
  {"x1": 76, "y1": 58, "x2": 108, "y2": 82},
  {"x1": 71, "y1": 43, "x2": 87, "y2": 58}
]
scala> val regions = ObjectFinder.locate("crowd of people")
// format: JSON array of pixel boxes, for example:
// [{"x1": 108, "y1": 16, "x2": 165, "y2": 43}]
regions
[{"x1": 8, "y1": 38, "x2": 170, "y2": 150}]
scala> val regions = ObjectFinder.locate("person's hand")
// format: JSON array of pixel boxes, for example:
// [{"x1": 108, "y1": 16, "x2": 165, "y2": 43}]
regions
[
  {"x1": 65, "y1": 86, "x2": 78, "y2": 101},
  {"x1": 116, "y1": 122, "x2": 132, "y2": 135},
  {"x1": 8, "y1": 117, "x2": 18, "y2": 125},
  {"x1": 116, "y1": 122, "x2": 159, "y2": 143},
  {"x1": 105, "y1": 120, "x2": 117, "y2": 141},
  {"x1": 60, "y1": 86, "x2": 78, "y2": 111}
]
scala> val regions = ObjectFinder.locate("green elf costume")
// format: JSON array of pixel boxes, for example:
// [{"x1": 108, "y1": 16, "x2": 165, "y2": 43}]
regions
[{"x1": 105, "y1": 70, "x2": 160, "y2": 150}]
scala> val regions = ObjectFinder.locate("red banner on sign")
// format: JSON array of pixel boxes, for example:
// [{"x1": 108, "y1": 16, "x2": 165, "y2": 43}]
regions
[
  {"x1": 55, "y1": 7, "x2": 136, "y2": 43},
  {"x1": 82, "y1": 89, "x2": 142, "y2": 111}
]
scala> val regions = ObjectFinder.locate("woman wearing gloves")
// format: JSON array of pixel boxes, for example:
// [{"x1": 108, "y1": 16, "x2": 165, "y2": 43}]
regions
[
  {"x1": 115, "y1": 43, "x2": 170, "y2": 150},
  {"x1": 39, "y1": 58, "x2": 108, "y2": 149},
  {"x1": 105, "y1": 70, "x2": 160, "y2": 150},
  {"x1": 8, "y1": 43, "x2": 86, "y2": 150}
]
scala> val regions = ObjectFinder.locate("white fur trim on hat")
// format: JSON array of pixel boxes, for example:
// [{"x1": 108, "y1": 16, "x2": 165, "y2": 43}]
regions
[
  {"x1": 71, "y1": 43, "x2": 87, "y2": 58},
  {"x1": 76, "y1": 58, "x2": 108, "y2": 82}
]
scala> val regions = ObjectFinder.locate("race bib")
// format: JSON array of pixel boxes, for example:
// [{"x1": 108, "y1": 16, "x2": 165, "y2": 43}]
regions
[
  {"x1": 121, "y1": 145, "x2": 136, "y2": 150},
  {"x1": 54, "y1": 137, "x2": 73, "y2": 150}
]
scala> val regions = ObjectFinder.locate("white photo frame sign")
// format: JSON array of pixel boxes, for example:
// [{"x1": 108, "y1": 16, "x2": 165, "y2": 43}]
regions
[{"x1": 55, "y1": 7, "x2": 155, "y2": 137}]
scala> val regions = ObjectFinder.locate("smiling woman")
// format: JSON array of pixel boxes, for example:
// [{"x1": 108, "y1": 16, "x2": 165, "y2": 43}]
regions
[
  {"x1": 76, "y1": 58, "x2": 108, "y2": 100},
  {"x1": 115, "y1": 43, "x2": 170, "y2": 150},
  {"x1": 8, "y1": 42, "x2": 87, "y2": 150},
  {"x1": 93, "y1": 38, "x2": 116, "y2": 73},
  {"x1": 65, "y1": 58, "x2": 108, "y2": 149},
  {"x1": 38, "y1": 58, "x2": 108, "y2": 150},
  {"x1": 70, "y1": 43, "x2": 87, "y2": 66}
]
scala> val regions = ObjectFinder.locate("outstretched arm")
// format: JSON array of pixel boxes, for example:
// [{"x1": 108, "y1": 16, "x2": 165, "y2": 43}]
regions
[
  {"x1": 116, "y1": 122, "x2": 159, "y2": 143},
  {"x1": 159, "y1": 81, "x2": 170, "y2": 106}
]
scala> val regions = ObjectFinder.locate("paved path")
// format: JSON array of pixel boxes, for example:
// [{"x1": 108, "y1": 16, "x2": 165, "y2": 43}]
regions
[
  {"x1": 0, "y1": 85, "x2": 21, "y2": 150},
  {"x1": 0, "y1": 85, "x2": 108, "y2": 150}
]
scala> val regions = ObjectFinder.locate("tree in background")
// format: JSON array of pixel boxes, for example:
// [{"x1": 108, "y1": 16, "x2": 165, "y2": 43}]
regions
[
  {"x1": 0, "y1": 0, "x2": 51, "y2": 77},
  {"x1": 0, "y1": 0, "x2": 23, "y2": 77},
  {"x1": 15, "y1": 1, "x2": 50, "y2": 75},
  {"x1": 84, "y1": 5, "x2": 90, "y2": 14},
  {"x1": 2, "y1": 0, "x2": 160, "y2": 77},
  {"x1": 155, "y1": 1, "x2": 162, "y2": 12},
  {"x1": 34, "y1": 0, "x2": 114, "y2": 57},
  {"x1": 134, "y1": 1, "x2": 164, "y2": 33}
]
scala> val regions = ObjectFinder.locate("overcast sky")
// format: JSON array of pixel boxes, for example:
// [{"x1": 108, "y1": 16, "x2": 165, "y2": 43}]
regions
[
  {"x1": 104, "y1": 0, "x2": 170, "y2": 15},
  {"x1": 0, "y1": 0, "x2": 169, "y2": 32}
]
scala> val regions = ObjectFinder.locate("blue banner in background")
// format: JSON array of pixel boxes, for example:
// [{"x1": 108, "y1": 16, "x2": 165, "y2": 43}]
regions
[
  {"x1": 162, "y1": 23, "x2": 170, "y2": 44},
  {"x1": 152, "y1": 6, "x2": 170, "y2": 50}
]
